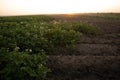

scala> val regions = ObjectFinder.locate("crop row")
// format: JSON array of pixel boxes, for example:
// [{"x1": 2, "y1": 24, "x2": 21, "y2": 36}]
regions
[{"x1": 0, "y1": 15, "x2": 100, "y2": 80}]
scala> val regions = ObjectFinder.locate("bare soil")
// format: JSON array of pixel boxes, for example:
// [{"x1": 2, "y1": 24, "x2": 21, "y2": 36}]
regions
[
  {"x1": 47, "y1": 13, "x2": 120, "y2": 80},
  {"x1": 47, "y1": 56, "x2": 120, "y2": 80}
]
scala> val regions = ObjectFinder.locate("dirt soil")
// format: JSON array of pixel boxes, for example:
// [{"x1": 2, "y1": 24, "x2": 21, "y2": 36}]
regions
[
  {"x1": 47, "y1": 13, "x2": 120, "y2": 80},
  {"x1": 47, "y1": 56, "x2": 120, "y2": 80}
]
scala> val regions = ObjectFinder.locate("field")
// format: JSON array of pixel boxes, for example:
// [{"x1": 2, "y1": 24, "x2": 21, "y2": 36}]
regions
[{"x1": 0, "y1": 13, "x2": 120, "y2": 80}]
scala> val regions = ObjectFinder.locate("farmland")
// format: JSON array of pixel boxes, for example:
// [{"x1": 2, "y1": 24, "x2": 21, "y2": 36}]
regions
[{"x1": 0, "y1": 13, "x2": 120, "y2": 80}]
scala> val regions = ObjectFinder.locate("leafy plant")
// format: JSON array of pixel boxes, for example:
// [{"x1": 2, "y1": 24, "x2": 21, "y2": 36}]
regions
[
  {"x1": 0, "y1": 48, "x2": 48, "y2": 80},
  {"x1": 72, "y1": 22, "x2": 101, "y2": 35},
  {"x1": 0, "y1": 15, "x2": 101, "y2": 80}
]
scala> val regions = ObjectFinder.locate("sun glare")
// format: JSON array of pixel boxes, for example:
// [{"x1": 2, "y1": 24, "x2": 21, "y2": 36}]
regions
[{"x1": 0, "y1": 0, "x2": 120, "y2": 16}]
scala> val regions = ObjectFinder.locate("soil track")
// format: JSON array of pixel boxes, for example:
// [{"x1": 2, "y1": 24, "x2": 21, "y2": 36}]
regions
[{"x1": 47, "y1": 13, "x2": 120, "y2": 80}]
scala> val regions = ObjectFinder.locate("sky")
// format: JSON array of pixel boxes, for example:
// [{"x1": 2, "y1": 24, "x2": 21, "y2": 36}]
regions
[{"x1": 0, "y1": 0, "x2": 120, "y2": 16}]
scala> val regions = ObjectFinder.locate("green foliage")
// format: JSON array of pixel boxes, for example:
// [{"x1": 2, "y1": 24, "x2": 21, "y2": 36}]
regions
[
  {"x1": 53, "y1": 22, "x2": 100, "y2": 35},
  {"x1": 0, "y1": 15, "x2": 101, "y2": 80},
  {"x1": 0, "y1": 17, "x2": 82, "y2": 54},
  {"x1": 0, "y1": 15, "x2": 54, "y2": 22},
  {"x1": 0, "y1": 16, "x2": 100, "y2": 53},
  {"x1": 45, "y1": 29, "x2": 81, "y2": 54},
  {"x1": 0, "y1": 49, "x2": 48, "y2": 80},
  {"x1": 71, "y1": 22, "x2": 101, "y2": 35},
  {"x1": 44, "y1": 28, "x2": 80, "y2": 47}
]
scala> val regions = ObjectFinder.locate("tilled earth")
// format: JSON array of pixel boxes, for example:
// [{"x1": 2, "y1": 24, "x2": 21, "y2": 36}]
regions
[{"x1": 47, "y1": 14, "x2": 120, "y2": 80}]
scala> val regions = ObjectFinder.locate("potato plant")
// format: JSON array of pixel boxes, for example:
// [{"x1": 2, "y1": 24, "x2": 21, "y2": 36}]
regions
[
  {"x1": 0, "y1": 15, "x2": 100, "y2": 80},
  {"x1": 0, "y1": 48, "x2": 48, "y2": 80}
]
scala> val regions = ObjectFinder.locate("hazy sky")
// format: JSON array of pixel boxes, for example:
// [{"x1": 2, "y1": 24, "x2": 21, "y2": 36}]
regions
[{"x1": 0, "y1": 0, "x2": 120, "y2": 16}]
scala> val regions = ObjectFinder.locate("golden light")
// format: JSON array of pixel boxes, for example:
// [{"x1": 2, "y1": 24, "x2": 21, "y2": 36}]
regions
[{"x1": 0, "y1": 0, "x2": 120, "y2": 16}]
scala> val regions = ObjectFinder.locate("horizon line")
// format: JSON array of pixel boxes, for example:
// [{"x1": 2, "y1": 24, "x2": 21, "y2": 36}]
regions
[{"x1": 0, "y1": 12, "x2": 120, "y2": 17}]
